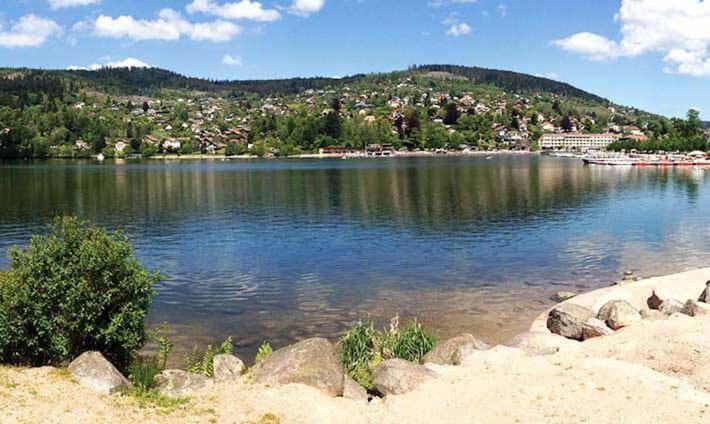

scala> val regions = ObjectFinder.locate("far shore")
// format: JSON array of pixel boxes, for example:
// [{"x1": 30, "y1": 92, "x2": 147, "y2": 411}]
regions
[{"x1": 141, "y1": 150, "x2": 536, "y2": 161}]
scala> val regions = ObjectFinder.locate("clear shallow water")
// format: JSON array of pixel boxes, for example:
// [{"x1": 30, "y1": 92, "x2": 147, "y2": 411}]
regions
[{"x1": 1, "y1": 156, "x2": 708, "y2": 359}]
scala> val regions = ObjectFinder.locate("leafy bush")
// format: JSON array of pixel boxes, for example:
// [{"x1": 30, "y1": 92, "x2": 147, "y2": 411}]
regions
[
  {"x1": 339, "y1": 316, "x2": 435, "y2": 389},
  {"x1": 254, "y1": 341, "x2": 273, "y2": 364},
  {"x1": 186, "y1": 337, "x2": 232, "y2": 377},
  {"x1": 0, "y1": 216, "x2": 162, "y2": 369}
]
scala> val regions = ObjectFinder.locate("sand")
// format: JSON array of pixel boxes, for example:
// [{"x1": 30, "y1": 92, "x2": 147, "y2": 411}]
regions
[{"x1": 1, "y1": 269, "x2": 709, "y2": 423}]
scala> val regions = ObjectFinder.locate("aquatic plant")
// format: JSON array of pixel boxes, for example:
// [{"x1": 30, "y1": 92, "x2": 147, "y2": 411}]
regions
[{"x1": 254, "y1": 341, "x2": 273, "y2": 364}]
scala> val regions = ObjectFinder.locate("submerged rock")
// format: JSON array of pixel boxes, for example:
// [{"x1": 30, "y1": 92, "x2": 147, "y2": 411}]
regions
[
  {"x1": 506, "y1": 331, "x2": 578, "y2": 355},
  {"x1": 659, "y1": 299, "x2": 684, "y2": 316},
  {"x1": 213, "y1": 354, "x2": 245, "y2": 382},
  {"x1": 372, "y1": 359, "x2": 436, "y2": 396},
  {"x1": 582, "y1": 318, "x2": 614, "y2": 340},
  {"x1": 154, "y1": 370, "x2": 212, "y2": 398},
  {"x1": 343, "y1": 375, "x2": 368, "y2": 402},
  {"x1": 67, "y1": 351, "x2": 129, "y2": 395},
  {"x1": 597, "y1": 300, "x2": 641, "y2": 330},
  {"x1": 552, "y1": 291, "x2": 577, "y2": 302},
  {"x1": 422, "y1": 333, "x2": 489, "y2": 365},
  {"x1": 547, "y1": 303, "x2": 595, "y2": 340},
  {"x1": 251, "y1": 338, "x2": 344, "y2": 397}
]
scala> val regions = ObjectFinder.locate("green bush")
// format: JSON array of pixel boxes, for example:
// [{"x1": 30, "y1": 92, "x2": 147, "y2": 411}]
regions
[
  {"x1": 0, "y1": 216, "x2": 162, "y2": 369},
  {"x1": 186, "y1": 336, "x2": 233, "y2": 377},
  {"x1": 339, "y1": 316, "x2": 435, "y2": 390},
  {"x1": 254, "y1": 341, "x2": 273, "y2": 364}
]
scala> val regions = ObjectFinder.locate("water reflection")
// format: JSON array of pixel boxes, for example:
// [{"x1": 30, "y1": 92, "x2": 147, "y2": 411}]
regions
[{"x1": 0, "y1": 156, "x2": 708, "y2": 360}]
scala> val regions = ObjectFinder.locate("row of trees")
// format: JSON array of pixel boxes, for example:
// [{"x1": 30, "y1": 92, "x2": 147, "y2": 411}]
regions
[{"x1": 608, "y1": 110, "x2": 708, "y2": 153}]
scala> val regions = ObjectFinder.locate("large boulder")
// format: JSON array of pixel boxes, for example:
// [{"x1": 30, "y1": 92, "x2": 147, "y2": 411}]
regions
[
  {"x1": 546, "y1": 303, "x2": 595, "y2": 340},
  {"x1": 582, "y1": 318, "x2": 614, "y2": 340},
  {"x1": 154, "y1": 370, "x2": 212, "y2": 398},
  {"x1": 372, "y1": 359, "x2": 436, "y2": 396},
  {"x1": 67, "y1": 351, "x2": 129, "y2": 395},
  {"x1": 343, "y1": 375, "x2": 368, "y2": 402},
  {"x1": 422, "y1": 333, "x2": 489, "y2": 365},
  {"x1": 250, "y1": 338, "x2": 344, "y2": 397},
  {"x1": 659, "y1": 299, "x2": 684, "y2": 316},
  {"x1": 597, "y1": 300, "x2": 641, "y2": 330},
  {"x1": 213, "y1": 354, "x2": 245, "y2": 382},
  {"x1": 506, "y1": 331, "x2": 578, "y2": 356}
]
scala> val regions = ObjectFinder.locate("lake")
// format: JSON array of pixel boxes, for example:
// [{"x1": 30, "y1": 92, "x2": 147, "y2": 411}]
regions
[{"x1": 1, "y1": 155, "x2": 708, "y2": 361}]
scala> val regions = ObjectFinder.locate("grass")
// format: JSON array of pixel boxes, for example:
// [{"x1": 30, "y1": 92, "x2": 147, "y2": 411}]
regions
[
  {"x1": 125, "y1": 387, "x2": 189, "y2": 411},
  {"x1": 339, "y1": 316, "x2": 436, "y2": 390}
]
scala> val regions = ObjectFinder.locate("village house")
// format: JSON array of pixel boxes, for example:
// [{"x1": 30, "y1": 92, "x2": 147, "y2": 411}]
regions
[
  {"x1": 73, "y1": 139, "x2": 90, "y2": 151},
  {"x1": 114, "y1": 140, "x2": 128, "y2": 153}
]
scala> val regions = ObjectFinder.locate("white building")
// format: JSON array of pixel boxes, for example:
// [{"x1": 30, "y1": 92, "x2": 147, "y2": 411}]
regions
[{"x1": 539, "y1": 133, "x2": 617, "y2": 151}]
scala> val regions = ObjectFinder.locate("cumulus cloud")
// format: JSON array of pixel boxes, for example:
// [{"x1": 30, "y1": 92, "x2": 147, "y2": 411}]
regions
[
  {"x1": 48, "y1": 0, "x2": 100, "y2": 9},
  {"x1": 446, "y1": 23, "x2": 472, "y2": 37},
  {"x1": 186, "y1": 0, "x2": 281, "y2": 22},
  {"x1": 68, "y1": 57, "x2": 150, "y2": 71},
  {"x1": 222, "y1": 54, "x2": 243, "y2": 66},
  {"x1": 90, "y1": 9, "x2": 242, "y2": 42},
  {"x1": 288, "y1": 0, "x2": 326, "y2": 17},
  {"x1": 0, "y1": 14, "x2": 61, "y2": 48},
  {"x1": 553, "y1": 0, "x2": 710, "y2": 77}
]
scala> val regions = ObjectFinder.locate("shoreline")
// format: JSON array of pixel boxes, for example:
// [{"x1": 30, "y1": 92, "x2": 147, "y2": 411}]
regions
[{"x1": 2, "y1": 267, "x2": 708, "y2": 423}]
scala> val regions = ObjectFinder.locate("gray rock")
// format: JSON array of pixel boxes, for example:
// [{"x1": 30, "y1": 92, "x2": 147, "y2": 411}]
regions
[
  {"x1": 552, "y1": 291, "x2": 577, "y2": 302},
  {"x1": 598, "y1": 300, "x2": 641, "y2": 330},
  {"x1": 251, "y1": 338, "x2": 344, "y2": 397},
  {"x1": 699, "y1": 281, "x2": 710, "y2": 303},
  {"x1": 213, "y1": 354, "x2": 245, "y2": 382},
  {"x1": 681, "y1": 299, "x2": 710, "y2": 317},
  {"x1": 67, "y1": 351, "x2": 129, "y2": 395},
  {"x1": 343, "y1": 375, "x2": 368, "y2": 402},
  {"x1": 659, "y1": 299, "x2": 684, "y2": 316},
  {"x1": 506, "y1": 331, "x2": 578, "y2": 356},
  {"x1": 422, "y1": 333, "x2": 489, "y2": 365},
  {"x1": 154, "y1": 370, "x2": 212, "y2": 398},
  {"x1": 639, "y1": 308, "x2": 666, "y2": 321},
  {"x1": 372, "y1": 359, "x2": 436, "y2": 396},
  {"x1": 582, "y1": 318, "x2": 614, "y2": 340},
  {"x1": 546, "y1": 303, "x2": 595, "y2": 340}
]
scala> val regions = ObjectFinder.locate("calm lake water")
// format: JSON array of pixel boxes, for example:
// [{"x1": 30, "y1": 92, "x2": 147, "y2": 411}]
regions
[{"x1": 1, "y1": 156, "x2": 709, "y2": 360}]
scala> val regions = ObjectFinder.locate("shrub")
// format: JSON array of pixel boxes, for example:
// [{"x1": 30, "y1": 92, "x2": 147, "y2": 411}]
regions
[
  {"x1": 339, "y1": 316, "x2": 435, "y2": 390},
  {"x1": 0, "y1": 216, "x2": 162, "y2": 369},
  {"x1": 186, "y1": 336, "x2": 232, "y2": 377},
  {"x1": 254, "y1": 341, "x2": 273, "y2": 364}
]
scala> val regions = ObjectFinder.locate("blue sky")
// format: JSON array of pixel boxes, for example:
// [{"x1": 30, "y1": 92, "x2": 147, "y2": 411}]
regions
[{"x1": 1, "y1": 0, "x2": 710, "y2": 119}]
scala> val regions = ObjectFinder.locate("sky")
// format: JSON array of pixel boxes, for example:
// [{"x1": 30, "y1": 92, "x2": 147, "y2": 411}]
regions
[{"x1": 1, "y1": 0, "x2": 710, "y2": 119}]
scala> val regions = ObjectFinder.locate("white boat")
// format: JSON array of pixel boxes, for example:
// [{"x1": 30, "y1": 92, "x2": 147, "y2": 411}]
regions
[{"x1": 96, "y1": 153, "x2": 105, "y2": 162}]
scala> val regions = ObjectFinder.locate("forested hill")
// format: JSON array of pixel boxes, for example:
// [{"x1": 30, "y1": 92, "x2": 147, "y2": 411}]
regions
[{"x1": 0, "y1": 65, "x2": 607, "y2": 103}]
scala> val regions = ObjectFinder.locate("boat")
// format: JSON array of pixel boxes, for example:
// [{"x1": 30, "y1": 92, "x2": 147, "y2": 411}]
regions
[{"x1": 582, "y1": 151, "x2": 710, "y2": 167}]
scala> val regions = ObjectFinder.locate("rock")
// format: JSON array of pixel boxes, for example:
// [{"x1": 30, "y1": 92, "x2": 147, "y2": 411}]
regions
[
  {"x1": 699, "y1": 281, "x2": 710, "y2": 303},
  {"x1": 372, "y1": 359, "x2": 436, "y2": 396},
  {"x1": 546, "y1": 303, "x2": 595, "y2": 340},
  {"x1": 552, "y1": 291, "x2": 577, "y2": 302},
  {"x1": 506, "y1": 331, "x2": 578, "y2": 355},
  {"x1": 343, "y1": 376, "x2": 368, "y2": 402},
  {"x1": 67, "y1": 351, "x2": 129, "y2": 395},
  {"x1": 154, "y1": 370, "x2": 212, "y2": 398},
  {"x1": 681, "y1": 299, "x2": 710, "y2": 317},
  {"x1": 647, "y1": 291, "x2": 663, "y2": 310},
  {"x1": 251, "y1": 338, "x2": 344, "y2": 397},
  {"x1": 622, "y1": 271, "x2": 635, "y2": 281},
  {"x1": 213, "y1": 354, "x2": 245, "y2": 382},
  {"x1": 582, "y1": 318, "x2": 614, "y2": 340},
  {"x1": 639, "y1": 308, "x2": 666, "y2": 321},
  {"x1": 422, "y1": 333, "x2": 489, "y2": 365},
  {"x1": 598, "y1": 300, "x2": 641, "y2": 330},
  {"x1": 659, "y1": 299, "x2": 684, "y2": 316}
]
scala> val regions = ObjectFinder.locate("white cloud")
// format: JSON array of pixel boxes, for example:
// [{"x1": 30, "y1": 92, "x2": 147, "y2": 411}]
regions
[
  {"x1": 429, "y1": 0, "x2": 478, "y2": 7},
  {"x1": 186, "y1": 0, "x2": 281, "y2": 22},
  {"x1": 91, "y1": 9, "x2": 242, "y2": 42},
  {"x1": 48, "y1": 0, "x2": 100, "y2": 9},
  {"x1": 497, "y1": 3, "x2": 508, "y2": 17},
  {"x1": 553, "y1": 0, "x2": 710, "y2": 77},
  {"x1": 0, "y1": 14, "x2": 61, "y2": 48},
  {"x1": 446, "y1": 23, "x2": 472, "y2": 37},
  {"x1": 222, "y1": 54, "x2": 243, "y2": 66},
  {"x1": 68, "y1": 57, "x2": 150, "y2": 71},
  {"x1": 288, "y1": 0, "x2": 326, "y2": 17}
]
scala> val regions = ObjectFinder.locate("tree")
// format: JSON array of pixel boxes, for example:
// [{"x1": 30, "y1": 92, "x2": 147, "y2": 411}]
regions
[
  {"x1": 323, "y1": 111, "x2": 341, "y2": 139},
  {"x1": 561, "y1": 115, "x2": 574, "y2": 132},
  {"x1": 443, "y1": 103, "x2": 460, "y2": 125},
  {"x1": 142, "y1": 101, "x2": 149, "y2": 113}
]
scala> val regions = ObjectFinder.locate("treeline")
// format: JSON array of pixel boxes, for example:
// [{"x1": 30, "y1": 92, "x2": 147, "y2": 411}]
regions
[
  {"x1": 415, "y1": 65, "x2": 608, "y2": 103},
  {"x1": 608, "y1": 109, "x2": 709, "y2": 153},
  {"x1": 0, "y1": 74, "x2": 65, "y2": 109}
]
